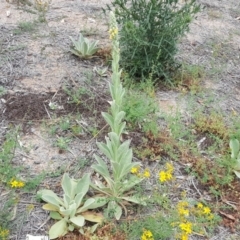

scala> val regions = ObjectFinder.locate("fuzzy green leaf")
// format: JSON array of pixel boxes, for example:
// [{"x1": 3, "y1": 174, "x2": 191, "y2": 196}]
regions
[
  {"x1": 74, "y1": 192, "x2": 84, "y2": 209},
  {"x1": 92, "y1": 155, "x2": 111, "y2": 179},
  {"x1": 49, "y1": 219, "x2": 68, "y2": 239},
  {"x1": 50, "y1": 211, "x2": 62, "y2": 220},
  {"x1": 61, "y1": 173, "x2": 76, "y2": 199},
  {"x1": 42, "y1": 203, "x2": 59, "y2": 211},
  {"x1": 77, "y1": 198, "x2": 95, "y2": 213},
  {"x1": 108, "y1": 201, "x2": 122, "y2": 220},
  {"x1": 84, "y1": 197, "x2": 108, "y2": 209},
  {"x1": 75, "y1": 173, "x2": 90, "y2": 197},
  {"x1": 230, "y1": 139, "x2": 240, "y2": 159},
  {"x1": 38, "y1": 189, "x2": 63, "y2": 206},
  {"x1": 70, "y1": 215, "x2": 85, "y2": 227},
  {"x1": 41, "y1": 195, "x2": 62, "y2": 209},
  {"x1": 121, "y1": 196, "x2": 147, "y2": 205}
]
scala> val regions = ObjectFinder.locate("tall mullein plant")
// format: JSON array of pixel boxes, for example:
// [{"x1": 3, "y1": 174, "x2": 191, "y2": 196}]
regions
[{"x1": 91, "y1": 12, "x2": 146, "y2": 220}]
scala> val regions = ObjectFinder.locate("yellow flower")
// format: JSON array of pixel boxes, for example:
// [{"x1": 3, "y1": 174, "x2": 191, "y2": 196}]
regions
[
  {"x1": 141, "y1": 230, "x2": 154, "y2": 240},
  {"x1": 178, "y1": 208, "x2": 189, "y2": 217},
  {"x1": 197, "y1": 202, "x2": 203, "y2": 209},
  {"x1": 159, "y1": 163, "x2": 174, "y2": 182},
  {"x1": 10, "y1": 180, "x2": 19, "y2": 188},
  {"x1": 159, "y1": 171, "x2": 167, "y2": 182},
  {"x1": 143, "y1": 169, "x2": 151, "y2": 178},
  {"x1": 180, "y1": 233, "x2": 189, "y2": 240},
  {"x1": 177, "y1": 201, "x2": 189, "y2": 217},
  {"x1": 179, "y1": 222, "x2": 192, "y2": 234},
  {"x1": 203, "y1": 207, "x2": 211, "y2": 215},
  {"x1": 131, "y1": 166, "x2": 139, "y2": 174},
  {"x1": 9, "y1": 179, "x2": 25, "y2": 188}
]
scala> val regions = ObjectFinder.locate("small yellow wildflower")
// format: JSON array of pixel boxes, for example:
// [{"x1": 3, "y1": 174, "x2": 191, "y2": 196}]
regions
[
  {"x1": 203, "y1": 207, "x2": 211, "y2": 215},
  {"x1": 177, "y1": 201, "x2": 189, "y2": 217},
  {"x1": 159, "y1": 171, "x2": 167, "y2": 182},
  {"x1": 141, "y1": 230, "x2": 154, "y2": 240},
  {"x1": 178, "y1": 207, "x2": 189, "y2": 217},
  {"x1": 159, "y1": 162, "x2": 174, "y2": 182},
  {"x1": 159, "y1": 170, "x2": 173, "y2": 182},
  {"x1": 9, "y1": 179, "x2": 25, "y2": 188},
  {"x1": 10, "y1": 180, "x2": 19, "y2": 188},
  {"x1": 143, "y1": 169, "x2": 151, "y2": 178},
  {"x1": 197, "y1": 202, "x2": 203, "y2": 209},
  {"x1": 131, "y1": 166, "x2": 139, "y2": 174},
  {"x1": 180, "y1": 233, "x2": 189, "y2": 240},
  {"x1": 179, "y1": 222, "x2": 192, "y2": 235}
]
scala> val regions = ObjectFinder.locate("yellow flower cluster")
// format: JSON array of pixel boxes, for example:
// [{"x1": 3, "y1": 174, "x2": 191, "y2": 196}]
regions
[
  {"x1": 179, "y1": 222, "x2": 192, "y2": 235},
  {"x1": 9, "y1": 179, "x2": 25, "y2": 188},
  {"x1": 175, "y1": 201, "x2": 192, "y2": 240},
  {"x1": 141, "y1": 229, "x2": 154, "y2": 240},
  {"x1": 177, "y1": 201, "x2": 189, "y2": 217},
  {"x1": 177, "y1": 221, "x2": 192, "y2": 240},
  {"x1": 109, "y1": 27, "x2": 118, "y2": 40},
  {"x1": 131, "y1": 167, "x2": 151, "y2": 178},
  {"x1": 195, "y1": 202, "x2": 214, "y2": 220},
  {"x1": 159, "y1": 162, "x2": 174, "y2": 182},
  {"x1": 0, "y1": 226, "x2": 9, "y2": 240}
]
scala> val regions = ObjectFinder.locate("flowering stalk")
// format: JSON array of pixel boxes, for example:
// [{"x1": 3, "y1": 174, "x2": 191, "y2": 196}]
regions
[{"x1": 91, "y1": 12, "x2": 146, "y2": 220}]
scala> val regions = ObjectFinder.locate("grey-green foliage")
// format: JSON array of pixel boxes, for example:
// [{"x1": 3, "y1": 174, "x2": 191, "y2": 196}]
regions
[
  {"x1": 91, "y1": 12, "x2": 146, "y2": 220},
  {"x1": 70, "y1": 33, "x2": 99, "y2": 59},
  {"x1": 106, "y1": 0, "x2": 200, "y2": 82},
  {"x1": 229, "y1": 139, "x2": 240, "y2": 178},
  {"x1": 37, "y1": 173, "x2": 107, "y2": 239}
]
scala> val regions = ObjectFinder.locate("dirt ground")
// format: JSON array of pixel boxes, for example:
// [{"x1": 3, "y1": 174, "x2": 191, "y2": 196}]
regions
[{"x1": 0, "y1": 0, "x2": 240, "y2": 239}]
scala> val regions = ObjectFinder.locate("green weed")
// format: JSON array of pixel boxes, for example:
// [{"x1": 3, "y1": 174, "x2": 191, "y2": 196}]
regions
[
  {"x1": 0, "y1": 87, "x2": 6, "y2": 97},
  {"x1": 54, "y1": 137, "x2": 71, "y2": 151},
  {"x1": 123, "y1": 89, "x2": 157, "y2": 128},
  {"x1": 174, "y1": 63, "x2": 204, "y2": 94},
  {"x1": 0, "y1": 130, "x2": 20, "y2": 184},
  {"x1": 13, "y1": 21, "x2": 37, "y2": 35}
]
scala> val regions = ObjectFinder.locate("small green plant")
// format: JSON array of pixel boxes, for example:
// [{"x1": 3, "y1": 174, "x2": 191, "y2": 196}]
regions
[
  {"x1": 106, "y1": 0, "x2": 200, "y2": 82},
  {"x1": 70, "y1": 33, "x2": 99, "y2": 59},
  {"x1": 91, "y1": 12, "x2": 146, "y2": 220},
  {"x1": 59, "y1": 118, "x2": 70, "y2": 131},
  {"x1": 54, "y1": 137, "x2": 70, "y2": 151},
  {"x1": 37, "y1": 173, "x2": 107, "y2": 239},
  {"x1": 0, "y1": 130, "x2": 20, "y2": 184},
  {"x1": 93, "y1": 66, "x2": 108, "y2": 77},
  {"x1": 0, "y1": 86, "x2": 6, "y2": 96},
  {"x1": 17, "y1": 21, "x2": 37, "y2": 32},
  {"x1": 229, "y1": 138, "x2": 240, "y2": 178},
  {"x1": 123, "y1": 89, "x2": 157, "y2": 127},
  {"x1": 63, "y1": 86, "x2": 90, "y2": 105}
]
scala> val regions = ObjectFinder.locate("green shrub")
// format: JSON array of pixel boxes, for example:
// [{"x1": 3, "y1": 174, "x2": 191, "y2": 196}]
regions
[{"x1": 106, "y1": 0, "x2": 200, "y2": 82}]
